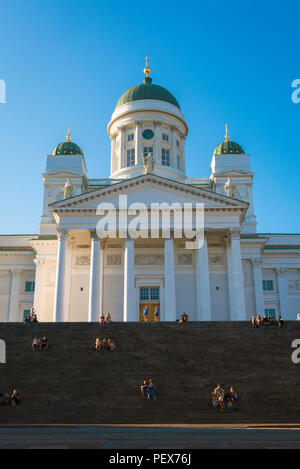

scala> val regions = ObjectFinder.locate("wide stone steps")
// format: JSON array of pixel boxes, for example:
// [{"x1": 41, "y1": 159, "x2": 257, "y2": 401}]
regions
[{"x1": 0, "y1": 322, "x2": 299, "y2": 424}]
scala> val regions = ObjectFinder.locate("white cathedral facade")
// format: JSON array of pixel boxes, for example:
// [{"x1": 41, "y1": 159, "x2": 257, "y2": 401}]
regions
[{"x1": 1, "y1": 61, "x2": 300, "y2": 323}]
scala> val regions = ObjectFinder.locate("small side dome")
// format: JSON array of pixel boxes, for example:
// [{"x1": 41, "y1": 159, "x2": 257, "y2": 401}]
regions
[
  {"x1": 52, "y1": 125, "x2": 83, "y2": 156},
  {"x1": 214, "y1": 124, "x2": 245, "y2": 155}
]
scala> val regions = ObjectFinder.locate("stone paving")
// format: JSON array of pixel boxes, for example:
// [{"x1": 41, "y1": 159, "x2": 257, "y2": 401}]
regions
[{"x1": 0, "y1": 426, "x2": 300, "y2": 449}]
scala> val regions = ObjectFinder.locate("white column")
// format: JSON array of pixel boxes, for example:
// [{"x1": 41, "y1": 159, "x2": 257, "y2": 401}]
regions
[
  {"x1": 154, "y1": 121, "x2": 161, "y2": 162},
  {"x1": 53, "y1": 229, "x2": 68, "y2": 322},
  {"x1": 164, "y1": 238, "x2": 176, "y2": 321},
  {"x1": 33, "y1": 259, "x2": 46, "y2": 319},
  {"x1": 135, "y1": 121, "x2": 142, "y2": 165},
  {"x1": 171, "y1": 126, "x2": 177, "y2": 168},
  {"x1": 277, "y1": 268, "x2": 289, "y2": 318},
  {"x1": 99, "y1": 240, "x2": 104, "y2": 317},
  {"x1": 251, "y1": 258, "x2": 265, "y2": 315},
  {"x1": 225, "y1": 237, "x2": 234, "y2": 320},
  {"x1": 196, "y1": 234, "x2": 211, "y2": 321},
  {"x1": 230, "y1": 228, "x2": 246, "y2": 320},
  {"x1": 8, "y1": 269, "x2": 22, "y2": 322},
  {"x1": 88, "y1": 230, "x2": 101, "y2": 322},
  {"x1": 124, "y1": 238, "x2": 135, "y2": 322},
  {"x1": 62, "y1": 237, "x2": 74, "y2": 322},
  {"x1": 120, "y1": 127, "x2": 125, "y2": 168}
]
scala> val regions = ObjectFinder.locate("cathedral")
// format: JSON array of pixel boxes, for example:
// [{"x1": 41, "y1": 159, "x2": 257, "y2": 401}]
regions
[{"x1": 1, "y1": 60, "x2": 300, "y2": 323}]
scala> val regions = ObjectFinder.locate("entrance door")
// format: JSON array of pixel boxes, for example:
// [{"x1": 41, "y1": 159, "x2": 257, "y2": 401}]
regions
[
  {"x1": 139, "y1": 287, "x2": 160, "y2": 322},
  {"x1": 139, "y1": 303, "x2": 160, "y2": 322}
]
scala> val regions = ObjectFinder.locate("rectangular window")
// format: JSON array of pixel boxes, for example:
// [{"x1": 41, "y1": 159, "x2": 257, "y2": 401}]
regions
[
  {"x1": 25, "y1": 281, "x2": 35, "y2": 293},
  {"x1": 150, "y1": 287, "x2": 160, "y2": 301},
  {"x1": 127, "y1": 148, "x2": 135, "y2": 167},
  {"x1": 177, "y1": 154, "x2": 181, "y2": 170},
  {"x1": 143, "y1": 147, "x2": 153, "y2": 157},
  {"x1": 162, "y1": 148, "x2": 170, "y2": 166},
  {"x1": 176, "y1": 139, "x2": 180, "y2": 148},
  {"x1": 162, "y1": 133, "x2": 169, "y2": 142},
  {"x1": 264, "y1": 309, "x2": 276, "y2": 319},
  {"x1": 140, "y1": 288, "x2": 149, "y2": 301},
  {"x1": 262, "y1": 280, "x2": 274, "y2": 291},
  {"x1": 128, "y1": 133, "x2": 134, "y2": 142}
]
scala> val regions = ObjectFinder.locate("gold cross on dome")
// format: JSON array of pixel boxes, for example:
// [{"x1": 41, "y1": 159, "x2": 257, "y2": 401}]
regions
[
  {"x1": 225, "y1": 123, "x2": 230, "y2": 142},
  {"x1": 144, "y1": 56, "x2": 151, "y2": 78},
  {"x1": 66, "y1": 124, "x2": 71, "y2": 142}
]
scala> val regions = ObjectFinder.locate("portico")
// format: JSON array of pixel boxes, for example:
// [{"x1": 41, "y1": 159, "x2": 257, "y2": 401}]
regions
[{"x1": 49, "y1": 173, "x2": 248, "y2": 323}]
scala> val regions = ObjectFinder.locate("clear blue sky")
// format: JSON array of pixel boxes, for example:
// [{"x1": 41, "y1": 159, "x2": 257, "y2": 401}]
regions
[{"x1": 0, "y1": 0, "x2": 299, "y2": 234}]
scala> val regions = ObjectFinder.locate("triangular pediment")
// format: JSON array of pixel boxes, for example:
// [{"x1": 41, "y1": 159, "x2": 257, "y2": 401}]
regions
[
  {"x1": 213, "y1": 168, "x2": 254, "y2": 177},
  {"x1": 43, "y1": 169, "x2": 84, "y2": 178},
  {"x1": 50, "y1": 174, "x2": 248, "y2": 213}
]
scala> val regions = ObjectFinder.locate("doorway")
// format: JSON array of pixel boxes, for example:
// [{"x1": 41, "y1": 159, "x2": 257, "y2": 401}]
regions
[{"x1": 139, "y1": 287, "x2": 160, "y2": 322}]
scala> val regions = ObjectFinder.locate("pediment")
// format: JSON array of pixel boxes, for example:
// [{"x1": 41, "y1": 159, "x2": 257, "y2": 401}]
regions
[
  {"x1": 50, "y1": 174, "x2": 248, "y2": 212},
  {"x1": 214, "y1": 168, "x2": 254, "y2": 177},
  {"x1": 43, "y1": 169, "x2": 84, "y2": 178}
]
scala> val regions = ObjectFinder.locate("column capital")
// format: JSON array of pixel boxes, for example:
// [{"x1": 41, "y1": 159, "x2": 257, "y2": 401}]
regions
[
  {"x1": 10, "y1": 268, "x2": 23, "y2": 277},
  {"x1": 154, "y1": 120, "x2": 161, "y2": 128},
  {"x1": 251, "y1": 257, "x2": 262, "y2": 267},
  {"x1": 224, "y1": 236, "x2": 230, "y2": 248},
  {"x1": 34, "y1": 258, "x2": 46, "y2": 268},
  {"x1": 229, "y1": 227, "x2": 241, "y2": 240},
  {"x1": 276, "y1": 267, "x2": 288, "y2": 276},
  {"x1": 57, "y1": 228, "x2": 68, "y2": 241}
]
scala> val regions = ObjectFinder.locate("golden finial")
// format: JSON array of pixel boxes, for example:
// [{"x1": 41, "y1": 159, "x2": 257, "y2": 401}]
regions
[
  {"x1": 144, "y1": 56, "x2": 151, "y2": 78},
  {"x1": 66, "y1": 124, "x2": 71, "y2": 142},
  {"x1": 225, "y1": 123, "x2": 230, "y2": 142}
]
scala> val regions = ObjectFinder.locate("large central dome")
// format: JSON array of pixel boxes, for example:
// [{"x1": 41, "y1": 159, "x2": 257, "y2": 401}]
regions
[{"x1": 115, "y1": 76, "x2": 181, "y2": 110}]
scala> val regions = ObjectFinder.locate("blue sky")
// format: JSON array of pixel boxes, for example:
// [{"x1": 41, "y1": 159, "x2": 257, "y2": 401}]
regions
[{"x1": 0, "y1": 0, "x2": 299, "y2": 234}]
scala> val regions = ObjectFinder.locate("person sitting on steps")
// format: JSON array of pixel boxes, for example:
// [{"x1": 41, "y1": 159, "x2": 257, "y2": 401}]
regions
[
  {"x1": 94, "y1": 338, "x2": 102, "y2": 351},
  {"x1": 99, "y1": 314, "x2": 105, "y2": 325},
  {"x1": 140, "y1": 380, "x2": 149, "y2": 398},
  {"x1": 256, "y1": 315, "x2": 262, "y2": 327},
  {"x1": 262, "y1": 314, "x2": 269, "y2": 326},
  {"x1": 224, "y1": 387, "x2": 238, "y2": 409},
  {"x1": 269, "y1": 314, "x2": 275, "y2": 326},
  {"x1": 105, "y1": 313, "x2": 112, "y2": 324},
  {"x1": 10, "y1": 389, "x2": 21, "y2": 407},
  {"x1": 31, "y1": 337, "x2": 40, "y2": 351},
  {"x1": 107, "y1": 339, "x2": 116, "y2": 351},
  {"x1": 148, "y1": 379, "x2": 157, "y2": 400},
  {"x1": 40, "y1": 336, "x2": 49, "y2": 350},
  {"x1": 181, "y1": 312, "x2": 189, "y2": 322},
  {"x1": 212, "y1": 384, "x2": 225, "y2": 411}
]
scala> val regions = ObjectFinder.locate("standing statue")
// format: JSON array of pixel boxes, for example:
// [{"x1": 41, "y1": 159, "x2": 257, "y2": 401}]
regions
[
  {"x1": 224, "y1": 177, "x2": 239, "y2": 199},
  {"x1": 63, "y1": 178, "x2": 74, "y2": 199},
  {"x1": 142, "y1": 153, "x2": 155, "y2": 174}
]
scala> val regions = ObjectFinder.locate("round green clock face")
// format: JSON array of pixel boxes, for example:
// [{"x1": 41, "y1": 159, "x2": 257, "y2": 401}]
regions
[{"x1": 142, "y1": 129, "x2": 154, "y2": 140}]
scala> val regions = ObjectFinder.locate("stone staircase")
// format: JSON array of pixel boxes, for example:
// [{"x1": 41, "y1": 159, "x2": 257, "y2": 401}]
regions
[{"x1": 0, "y1": 322, "x2": 300, "y2": 424}]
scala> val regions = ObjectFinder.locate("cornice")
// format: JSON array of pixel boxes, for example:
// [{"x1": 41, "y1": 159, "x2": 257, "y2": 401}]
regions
[{"x1": 50, "y1": 174, "x2": 249, "y2": 211}]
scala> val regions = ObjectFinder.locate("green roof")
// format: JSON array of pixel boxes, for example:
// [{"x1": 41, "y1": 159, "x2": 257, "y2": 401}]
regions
[
  {"x1": 52, "y1": 141, "x2": 83, "y2": 156},
  {"x1": 116, "y1": 77, "x2": 181, "y2": 110},
  {"x1": 214, "y1": 140, "x2": 245, "y2": 155}
]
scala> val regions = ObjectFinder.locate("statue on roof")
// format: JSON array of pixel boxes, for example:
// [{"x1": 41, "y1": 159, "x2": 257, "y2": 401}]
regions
[
  {"x1": 63, "y1": 178, "x2": 74, "y2": 199},
  {"x1": 142, "y1": 152, "x2": 155, "y2": 174},
  {"x1": 224, "y1": 177, "x2": 239, "y2": 199}
]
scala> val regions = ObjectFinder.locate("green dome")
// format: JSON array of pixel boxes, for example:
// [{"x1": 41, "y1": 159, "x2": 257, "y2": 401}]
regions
[
  {"x1": 52, "y1": 141, "x2": 83, "y2": 156},
  {"x1": 214, "y1": 140, "x2": 245, "y2": 155},
  {"x1": 116, "y1": 77, "x2": 181, "y2": 110}
]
